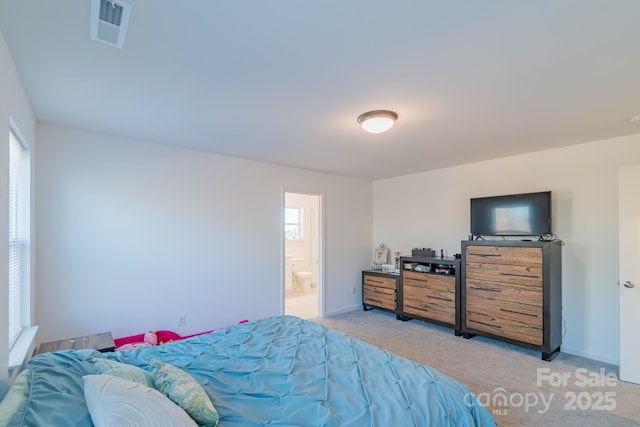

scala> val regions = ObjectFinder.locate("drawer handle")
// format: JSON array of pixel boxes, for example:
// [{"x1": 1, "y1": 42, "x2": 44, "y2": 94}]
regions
[
  {"x1": 471, "y1": 285, "x2": 501, "y2": 293},
  {"x1": 500, "y1": 272, "x2": 538, "y2": 279},
  {"x1": 500, "y1": 308, "x2": 538, "y2": 318},
  {"x1": 473, "y1": 320, "x2": 501, "y2": 329}
]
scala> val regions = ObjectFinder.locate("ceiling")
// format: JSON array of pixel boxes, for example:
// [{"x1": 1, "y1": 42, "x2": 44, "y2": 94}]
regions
[{"x1": 1, "y1": 1, "x2": 640, "y2": 180}]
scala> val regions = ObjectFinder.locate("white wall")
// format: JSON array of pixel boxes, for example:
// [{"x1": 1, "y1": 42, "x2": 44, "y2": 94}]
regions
[
  {"x1": 34, "y1": 121, "x2": 640, "y2": 365},
  {"x1": 0, "y1": 30, "x2": 37, "y2": 394},
  {"x1": 373, "y1": 133, "x2": 640, "y2": 364},
  {"x1": 35, "y1": 124, "x2": 372, "y2": 344}
]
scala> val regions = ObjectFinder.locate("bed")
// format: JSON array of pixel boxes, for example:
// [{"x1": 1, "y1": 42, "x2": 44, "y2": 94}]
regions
[{"x1": 1, "y1": 315, "x2": 496, "y2": 426}]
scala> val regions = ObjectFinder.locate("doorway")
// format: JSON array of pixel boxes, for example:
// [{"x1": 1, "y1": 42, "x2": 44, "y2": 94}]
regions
[{"x1": 283, "y1": 192, "x2": 322, "y2": 319}]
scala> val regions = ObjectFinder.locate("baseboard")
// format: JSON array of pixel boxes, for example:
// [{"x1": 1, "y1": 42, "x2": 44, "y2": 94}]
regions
[
  {"x1": 561, "y1": 345, "x2": 618, "y2": 366},
  {"x1": 324, "y1": 304, "x2": 361, "y2": 317}
]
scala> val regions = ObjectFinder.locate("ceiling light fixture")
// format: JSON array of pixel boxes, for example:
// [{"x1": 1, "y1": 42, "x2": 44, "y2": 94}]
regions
[{"x1": 357, "y1": 110, "x2": 398, "y2": 133}]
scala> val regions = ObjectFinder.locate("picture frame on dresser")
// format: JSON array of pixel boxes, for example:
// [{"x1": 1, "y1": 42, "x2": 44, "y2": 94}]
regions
[{"x1": 373, "y1": 247, "x2": 389, "y2": 265}]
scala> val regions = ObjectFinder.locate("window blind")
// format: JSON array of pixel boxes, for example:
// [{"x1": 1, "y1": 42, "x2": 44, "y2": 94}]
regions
[{"x1": 8, "y1": 130, "x2": 25, "y2": 347}]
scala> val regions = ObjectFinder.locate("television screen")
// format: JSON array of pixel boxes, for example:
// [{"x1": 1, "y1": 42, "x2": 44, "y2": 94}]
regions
[{"x1": 470, "y1": 191, "x2": 551, "y2": 237}]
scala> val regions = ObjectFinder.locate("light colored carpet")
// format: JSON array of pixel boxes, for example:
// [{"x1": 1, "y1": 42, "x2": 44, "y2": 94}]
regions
[{"x1": 313, "y1": 309, "x2": 640, "y2": 426}]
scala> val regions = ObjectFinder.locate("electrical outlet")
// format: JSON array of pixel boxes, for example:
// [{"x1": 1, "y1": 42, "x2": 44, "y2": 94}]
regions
[
  {"x1": 177, "y1": 314, "x2": 186, "y2": 327},
  {"x1": 351, "y1": 286, "x2": 356, "y2": 295}
]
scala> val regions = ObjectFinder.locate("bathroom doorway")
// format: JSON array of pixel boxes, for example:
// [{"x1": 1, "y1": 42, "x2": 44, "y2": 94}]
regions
[{"x1": 283, "y1": 192, "x2": 322, "y2": 319}]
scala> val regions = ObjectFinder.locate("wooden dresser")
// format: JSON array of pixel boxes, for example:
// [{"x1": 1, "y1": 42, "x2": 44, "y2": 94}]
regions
[
  {"x1": 397, "y1": 256, "x2": 461, "y2": 334},
  {"x1": 461, "y1": 240, "x2": 562, "y2": 360},
  {"x1": 362, "y1": 270, "x2": 399, "y2": 314}
]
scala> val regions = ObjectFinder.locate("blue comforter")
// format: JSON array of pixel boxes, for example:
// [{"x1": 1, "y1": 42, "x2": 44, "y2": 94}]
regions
[{"x1": 8, "y1": 315, "x2": 496, "y2": 426}]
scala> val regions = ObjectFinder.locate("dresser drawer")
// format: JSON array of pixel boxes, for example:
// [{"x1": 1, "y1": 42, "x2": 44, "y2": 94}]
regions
[
  {"x1": 402, "y1": 284, "x2": 455, "y2": 324},
  {"x1": 364, "y1": 274, "x2": 397, "y2": 290},
  {"x1": 465, "y1": 246, "x2": 542, "y2": 267},
  {"x1": 363, "y1": 286, "x2": 396, "y2": 310},
  {"x1": 466, "y1": 278, "x2": 542, "y2": 306},
  {"x1": 466, "y1": 293, "x2": 542, "y2": 326},
  {"x1": 466, "y1": 261, "x2": 542, "y2": 288},
  {"x1": 403, "y1": 271, "x2": 454, "y2": 291},
  {"x1": 465, "y1": 306, "x2": 542, "y2": 346}
]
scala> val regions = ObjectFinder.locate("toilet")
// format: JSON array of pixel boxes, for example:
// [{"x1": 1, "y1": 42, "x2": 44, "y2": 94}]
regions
[{"x1": 294, "y1": 271, "x2": 313, "y2": 292}]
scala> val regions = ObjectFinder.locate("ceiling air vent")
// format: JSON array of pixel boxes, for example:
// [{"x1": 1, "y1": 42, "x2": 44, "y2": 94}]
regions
[{"x1": 90, "y1": 0, "x2": 132, "y2": 49}]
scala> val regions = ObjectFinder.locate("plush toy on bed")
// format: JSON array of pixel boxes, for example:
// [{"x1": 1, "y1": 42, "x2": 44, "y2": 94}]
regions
[
  {"x1": 144, "y1": 331, "x2": 158, "y2": 346},
  {"x1": 114, "y1": 330, "x2": 180, "y2": 351},
  {"x1": 115, "y1": 331, "x2": 157, "y2": 351}
]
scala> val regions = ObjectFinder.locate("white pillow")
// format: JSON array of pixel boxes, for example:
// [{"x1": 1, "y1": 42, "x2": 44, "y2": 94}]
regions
[{"x1": 83, "y1": 375, "x2": 197, "y2": 427}]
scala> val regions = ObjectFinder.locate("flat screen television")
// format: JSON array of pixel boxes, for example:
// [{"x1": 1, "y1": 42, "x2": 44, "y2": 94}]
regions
[{"x1": 470, "y1": 191, "x2": 551, "y2": 237}]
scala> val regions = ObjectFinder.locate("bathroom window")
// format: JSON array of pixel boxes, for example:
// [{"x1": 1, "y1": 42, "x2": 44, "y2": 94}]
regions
[{"x1": 284, "y1": 206, "x2": 302, "y2": 240}]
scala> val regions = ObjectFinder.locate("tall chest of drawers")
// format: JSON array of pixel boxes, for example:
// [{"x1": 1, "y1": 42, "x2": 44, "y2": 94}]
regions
[{"x1": 461, "y1": 240, "x2": 562, "y2": 360}]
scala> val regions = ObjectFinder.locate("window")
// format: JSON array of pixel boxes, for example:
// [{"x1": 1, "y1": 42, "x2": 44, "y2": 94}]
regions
[
  {"x1": 8, "y1": 128, "x2": 29, "y2": 348},
  {"x1": 284, "y1": 207, "x2": 302, "y2": 240}
]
